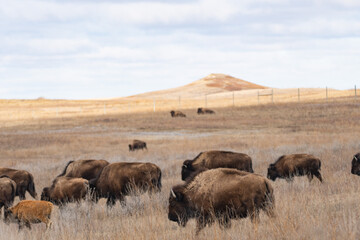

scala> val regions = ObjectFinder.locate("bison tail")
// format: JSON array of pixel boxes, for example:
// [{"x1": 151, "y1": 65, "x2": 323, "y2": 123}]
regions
[
  {"x1": 249, "y1": 161, "x2": 254, "y2": 173},
  {"x1": 155, "y1": 171, "x2": 162, "y2": 191},
  {"x1": 264, "y1": 180, "x2": 275, "y2": 208},
  {"x1": 28, "y1": 174, "x2": 37, "y2": 199},
  {"x1": 57, "y1": 160, "x2": 74, "y2": 178}
]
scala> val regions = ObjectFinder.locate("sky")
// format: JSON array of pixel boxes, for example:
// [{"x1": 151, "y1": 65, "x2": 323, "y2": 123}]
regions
[{"x1": 0, "y1": 0, "x2": 360, "y2": 99}]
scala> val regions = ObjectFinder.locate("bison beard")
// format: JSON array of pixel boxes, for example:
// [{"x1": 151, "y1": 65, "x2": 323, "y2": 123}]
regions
[{"x1": 168, "y1": 168, "x2": 275, "y2": 235}]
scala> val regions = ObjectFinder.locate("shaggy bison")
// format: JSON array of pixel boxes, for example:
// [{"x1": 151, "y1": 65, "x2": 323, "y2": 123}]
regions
[
  {"x1": 4, "y1": 200, "x2": 53, "y2": 230},
  {"x1": 41, "y1": 177, "x2": 89, "y2": 205},
  {"x1": 129, "y1": 140, "x2": 147, "y2": 151},
  {"x1": 170, "y1": 110, "x2": 186, "y2": 117},
  {"x1": 57, "y1": 159, "x2": 109, "y2": 180},
  {"x1": 168, "y1": 168, "x2": 275, "y2": 235},
  {"x1": 181, "y1": 151, "x2": 253, "y2": 180},
  {"x1": 0, "y1": 176, "x2": 16, "y2": 214},
  {"x1": 89, "y1": 162, "x2": 162, "y2": 207},
  {"x1": 0, "y1": 168, "x2": 37, "y2": 200},
  {"x1": 197, "y1": 108, "x2": 215, "y2": 114},
  {"x1": 351, "y1": 153, "x2": 360, "y2": 175},
  {"x1": 267, "y1": 154, "x2": 323, "y2": 182}
]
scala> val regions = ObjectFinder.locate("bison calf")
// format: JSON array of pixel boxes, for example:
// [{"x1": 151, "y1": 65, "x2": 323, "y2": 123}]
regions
[
  {"x1": 197, "y1": 108, "x2": 215, "y2": 114},
  {"x1": 89, "y1": 162, "x2": 162, "y2": 207},
  {"x1": 351, "y1": 153, "x2": 360, "y2": 175},
  {"x1": 41, "y1": 177, "x2": 89, "y2": 205},
  {"x1": 168, "y1": 168, "x2": 275, "y2": 235},
  {"x1": 4, "y1": 200, "x2": 53, "y2": 230},
  {"x1": 0, "y1": 176, "x2": 16, "y2": 214},
  {"x1": 181, "y1": 151, "x2": 253, "y2": 180},
  {"x1": 129, "y1": 140, "x2": 147, "y2": 151},
  {"x1": 170, "y1": 110, "x2": 186, "y2": 117},
  {"x1": 267, "y1": 154, "x2": 323, "y2": 182},
  {"x1": 0, "y1": 168, "x2": 37, "y2": 200}
]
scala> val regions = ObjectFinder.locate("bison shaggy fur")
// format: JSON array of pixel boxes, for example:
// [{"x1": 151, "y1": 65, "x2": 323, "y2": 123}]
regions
[
  {"x1": 57, "y1": 159, "x2": 109, "y2": 180},
  {"x1": 267, "y1": 154, "x2": 323, "y2": 182},
  {"x1": 4, "y1": 200, "x2": 53, "y2": 230},
  {"x1": 129, "y1": 140, "x2": 147, "y2": 151},
  {"x1": 170, "y1": 110, "x2": 186, "y2": 118},
  {"x1": 168, "y1": 168, "x2": 275, "y2": 235},
  {"x1": 0, "y1": 168, "x2": 37, "y2": 200},
  {"x1": 41, "y1": 177, "x2": 89, "y2": 205},
  {"x1": 89, "y1": 162, "x2": 162, "y2": 207},
  {"x1": 181, "y1": 151, "x2": 254, "y2": 181},
  {"x1": 197, "y1": 108, "x2": 215, "y2": 114},
  {"x1": 0, "y1": 175, "x2": 16, "y2": 215}
]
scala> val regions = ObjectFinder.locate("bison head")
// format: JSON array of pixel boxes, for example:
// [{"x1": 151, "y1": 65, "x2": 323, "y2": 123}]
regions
[
  {"x1": 181, "y1": 160, "x2": 194, "y2": 181},
  {"x1": 170, "y1": 111, "x2": 175, "y2": 117},
  {"x1": 351, "y1": 154, "x2": 360, "y2": 175},
  {"x1": 41, "y1": 187, "x2": 51, "y2": 201},
  {"x1": 267, "y1": 164, "x2": 279, "y2": 181},
  {"x1": 168, "y1": 187, "x2": 190, "y2": 227},
  {"x1": 197, "y1": 108, "x2": 202, "y2": 114},
  {"x1": 128, "y1": 144, "x2": 133, "y2": 151}
]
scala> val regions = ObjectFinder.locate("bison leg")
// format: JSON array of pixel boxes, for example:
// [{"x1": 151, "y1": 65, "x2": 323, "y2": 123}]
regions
[
  {"x1": 106, "y1": 196, "x2": 116, "y2": 208},
  {"x1": 314, "y1": 171, "x2": 323, "y2": 182},
  {"x1": 195, "y1": 217, "x2": 207, "y2": 235},
  {"x1": 307, "y1": 173, "x2": 314, "y2": 182},
  {"x1": 218, "y1": 215, "x2": 231, "y2": 229}
]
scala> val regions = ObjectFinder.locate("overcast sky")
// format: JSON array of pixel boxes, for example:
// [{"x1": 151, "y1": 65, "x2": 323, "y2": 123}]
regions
[{"x1": 1, "y1": 0, "x2": 359, "y2": 99}]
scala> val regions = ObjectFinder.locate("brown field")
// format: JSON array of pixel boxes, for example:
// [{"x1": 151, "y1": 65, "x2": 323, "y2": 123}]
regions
[{"x1": 1, "y1": 96, "x2": 360, "y2": 239}]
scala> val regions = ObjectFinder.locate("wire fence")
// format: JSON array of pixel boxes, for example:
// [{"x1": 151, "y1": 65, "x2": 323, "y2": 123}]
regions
[{"x1": 0, "y1": 86, "x2": 358, "y2": 122}]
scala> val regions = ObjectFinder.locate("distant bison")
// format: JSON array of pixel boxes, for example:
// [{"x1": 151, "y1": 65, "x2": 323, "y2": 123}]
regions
[
  {"x1": 129, "y1": 140, "x2": 147, "y2": 151},
  {"x1": 181, "y1": 151, "x2": 254, "y2": 181},
  {"x1": 57, "y1": 159, "x2": 109, "y2": 180},
  {"x1": 41, "y1": 177, "x2": 89, "y2": 205},
  {"x1": 4, "y1": 200, "x2": 53, "y2": 230},
  {"x1": 351, "y1": 153, "x2": 360, "y2": 175},
  {"x1": 267, "y1": 154, "x2": 322, "y2": 182},
  {"x1": 168, "y1": 168, "x2": 275, "y2": 235},
  {"x1": 89, "y1": 162, "x2": 162, "y2": 207},
  {"x1": 0, "y1": 176, "x2": 16, "y2": 214},
  {"x1": 0, "y1": 168, "x2": 37, "y2": 200},
  {"x1": 170, "y1": 110, "x2": 186, "y2": 118},
  {"x1": 197, "y1": 108, "x2": 215, "y2": 114}
]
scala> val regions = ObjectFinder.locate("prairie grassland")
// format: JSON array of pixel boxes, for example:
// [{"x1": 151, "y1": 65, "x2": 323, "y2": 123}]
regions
[{"x1": 0, "y1": 98, "x2": 360, "y2": 239}]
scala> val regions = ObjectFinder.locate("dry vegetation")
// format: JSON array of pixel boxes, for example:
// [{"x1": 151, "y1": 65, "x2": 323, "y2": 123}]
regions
[{"x1": 0, "y1": 97, "x2": 360, "y2": 239}]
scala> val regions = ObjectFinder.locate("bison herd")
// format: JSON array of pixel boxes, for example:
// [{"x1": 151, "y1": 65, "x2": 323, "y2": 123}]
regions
[
  {"x1": 0, "y1": 151, "x2": 359, "y2": 233},
  {"x1": 170, "y1": 107, "x2": 215, "y2": 118}
]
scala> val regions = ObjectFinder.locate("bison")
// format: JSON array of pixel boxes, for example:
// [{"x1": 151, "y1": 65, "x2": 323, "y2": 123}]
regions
[
  {"x1": 168, "y1": 168, "x2": 275, "y2": 235},
  {"x1": 57, "y1": 159, "x2": 109, "y2": 180},
  {"x1": 267, "y1": 154, "x2": 323, "y2": 182},
  {"x1": 89, "y1": 162, "x2": 162, "y2": 207},
  {"x1": 197, "y1": 108, "x2": 215, "y2": 114},
  {"x1": 181, "y1": 151, "x2": 254, "y2": 181},
  {"x1": 0, "y1": 168, "x2": 37, "y2": 200},
  {"x1": 41, "y1": 177, "x2": 89, "y2": 205},
  {"x1": 4, "y1": 200, "x2": 53, "y2": 230},
  {"x1": 129, "y1": 140, "x2": 147, "y2": 151},
  {"x1": 170, "y1": 110, "x2": 186, "y2": 118},
  {"x1": 0, "y1": 175, "x2": 16, "y2": 215},
  {"x1": 351, "y1": 153, "x2": 360, "y2": 175}
]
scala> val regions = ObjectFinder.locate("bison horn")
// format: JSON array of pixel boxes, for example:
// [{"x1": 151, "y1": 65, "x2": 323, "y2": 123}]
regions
[
  {"x1": 170, "y1": 189, "x2": 176, "y2": 198},
  {"x1": 355, "y1": 156, "x2": 359, "y2": 161},
  {"x1": 183, "y1": 164, "x2": 187, "y2": 168}
]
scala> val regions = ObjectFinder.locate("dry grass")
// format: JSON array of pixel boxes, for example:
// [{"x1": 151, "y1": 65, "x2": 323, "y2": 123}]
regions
[{"x1": 0, "y1": 97, "x2": 360, "y2": 239}]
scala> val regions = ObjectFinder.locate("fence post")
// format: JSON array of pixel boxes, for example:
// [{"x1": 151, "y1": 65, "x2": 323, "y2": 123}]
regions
[
  {"x1": 153, "y1": 98, "x2": 156, "y2": 112},
  {"x1": 271, "y1": 89, "x2": 274, "y2": 103},
  {"x1": 355, "y1": 85, "x2": 357, "y2": 100},
  {"x1": 232, "y1": 92, "x2": 235, "y2": 107},
  {"x1": 179, "y1": 96, "x2": 181, "y2": 108},
  {"x1": 298, "y1": 88, "x2": 300, "y2": 102},
  {"x1": 326, "y1": 87, "x2": 328, "y2": 102}
]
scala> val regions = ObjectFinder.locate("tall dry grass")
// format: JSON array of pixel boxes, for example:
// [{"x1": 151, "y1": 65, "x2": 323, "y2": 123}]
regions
[{"x1": 0, "y1": 98, "x2": 360, "y2": 239}]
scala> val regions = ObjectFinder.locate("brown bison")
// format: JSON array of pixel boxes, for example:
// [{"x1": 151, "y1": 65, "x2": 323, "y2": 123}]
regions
[
  {"x1": 4, "y1": 200, "x2": 53, "y2": 230},
  {"x1": 170, "y1": 110, "x2": 186, "y2": 117},
  {"x1": 181, "y1": 151, "x2": 254, "y2": 181},
  {"x1": 57, "y1": 159, "x2": 109, "y2": 180},
  {"x1": 129, "y1": 140, "x2": 147, "y2": 151},
  {"x1": 89, "y1": 162, "x2": 162, "y2": 207},
  {"x1": 267, "y1": 154, "x2": 323, "y2": 182},
  {"x1": 351, "y1": 153, "x2": 360, "y2": 175},
  {"x1": 0, "y1": 176, "x2": 16, "y2": 214},
  {"x1": 41, "y1": 177, "x2": 89, "y2": 205},
  {"x1": 0, "y1": 168, "x2": 37, "y2": 200},
  {"x1": 168, "y1": 168, "x2": 275, "y2": 235},
  {"x1": 197, "y1": 108, "x2": 215, "y2": 114}
]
